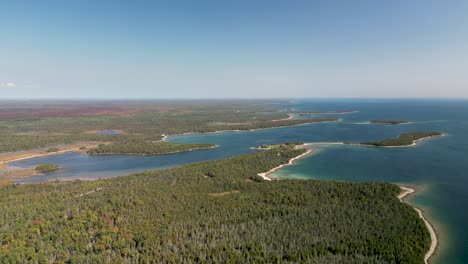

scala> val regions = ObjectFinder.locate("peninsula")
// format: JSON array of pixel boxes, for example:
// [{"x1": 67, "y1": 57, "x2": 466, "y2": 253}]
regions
[
  {"x1": 0, "y1": 146, "x2": 431, "y2": 263},
  {"x1": 87, "y1": 141, "x2": 216, "y2": 156}
]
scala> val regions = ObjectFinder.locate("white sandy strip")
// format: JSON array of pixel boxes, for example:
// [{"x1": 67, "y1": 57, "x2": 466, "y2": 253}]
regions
[
  {"x1": 303, "y1": 142, "x2": 346, "y2": 146},
  {"x1": 257, "y1": 149, "x2": 313, "y2": 181},
  {"x1": 272, "y1": 113, "x2": 294, "y2": 122},
  {"x1": 398, "y1": 186, "x2": 437, "y2": 264}
]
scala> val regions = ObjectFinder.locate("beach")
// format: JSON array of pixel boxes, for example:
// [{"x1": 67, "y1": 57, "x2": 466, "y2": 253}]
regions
[
  {"x1": 399, "y1": 186, "x2": 438, "y2": 264},
  {"x1": 257, "y1": 149, "x2": 314, "y2": 180},
  {"x1": 255, "y1": 149, "x2": 438, "y2": 264}
]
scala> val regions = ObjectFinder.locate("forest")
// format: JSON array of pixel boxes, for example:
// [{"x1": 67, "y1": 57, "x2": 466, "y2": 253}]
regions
[
  {"x1": 361, "y1": 132, "x2": 442, "y2": 147},
  {"x1": 0, "y1": 146, "x2": 430, "y2": 263},
  {"x1": 87, "y1": 141, "x2": 216, "y2": 155},
  {"x1": 0, "y1": 101, "x2": 339, "y2": 153}
]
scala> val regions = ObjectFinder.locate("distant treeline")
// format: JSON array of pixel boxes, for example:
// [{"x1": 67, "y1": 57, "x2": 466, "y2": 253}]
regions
[
  {"x1": 0, "y1": 118, "x2": 336, "y2": 153},
  {"x1": 0, "y1": 146, "x2": 429, "y2": 263},
  {"x1": 88, "y1": 141, "x2": 215, "y2": 155},
  {"x1": 369, "y1": 120, "x2": 409, "y2": 125},
  {"x1": 0, "y1": 134, "x2": 160, "y2": 153}
]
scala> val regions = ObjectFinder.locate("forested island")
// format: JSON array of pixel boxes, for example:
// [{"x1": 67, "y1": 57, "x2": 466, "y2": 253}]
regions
[
  {"x1": 0, "y1": 146, "x2": 430, "y2": 263},
  {"x1": 369, "y1": 120, "x2": 409, "y2": 125},
  {"x1": 88, "y1": 141, "x2": 216, "y2": 155},
  {"x1": 359, "y1": 132, "x2": 443, "y2": 147},
  {"x1": 35, "y1": 163, "x2": 59, "y2": 172}
]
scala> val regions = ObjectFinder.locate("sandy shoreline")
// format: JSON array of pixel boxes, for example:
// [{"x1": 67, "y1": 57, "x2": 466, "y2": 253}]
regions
[
  {"x1": 257, "y1": 149, "x2": 313, "y2": 181},
  {"x1": 398, "y1": 186, "x2": 438, "y2": 264},
  {"x1": 255, "y1": 152, "x2": 439, "y2": 264},
  {"x1": 272, "y1": 113, "x2": 294, "y2": 121}
]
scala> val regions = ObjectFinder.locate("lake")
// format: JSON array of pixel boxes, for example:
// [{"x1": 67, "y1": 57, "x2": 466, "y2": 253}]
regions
[{"x1": 12, "y1": 99, "x2": 468, "y2": 264}]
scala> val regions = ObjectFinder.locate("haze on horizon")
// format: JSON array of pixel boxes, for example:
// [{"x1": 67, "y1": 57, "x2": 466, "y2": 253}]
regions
[{"x1": 1, "y1": 0, "x2": 468, "y2": 99}]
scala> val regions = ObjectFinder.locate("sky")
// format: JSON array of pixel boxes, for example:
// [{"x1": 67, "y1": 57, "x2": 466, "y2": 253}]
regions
[{"x1": 1, "y1": 0, "x2": 468, "y2": 99}]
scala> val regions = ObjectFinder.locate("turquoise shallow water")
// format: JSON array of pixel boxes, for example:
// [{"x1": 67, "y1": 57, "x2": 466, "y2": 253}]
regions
[{"x1": 12, "y1": 99, "x2": 468, "y2": 263}]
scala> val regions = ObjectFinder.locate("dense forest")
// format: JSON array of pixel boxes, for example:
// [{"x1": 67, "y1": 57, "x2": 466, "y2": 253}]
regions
[
  {"x1": 0, "y1": 146, "x2": 430, "y2": 263},
  {"x1": 0, "y1": 134, "x2": 166, "y2": 153},
  {"x1": 361, "y1": 132, "x2": 442, "y2": 147},
  {"x1": 88, "y1": 141, "x2": 216, "y2": 155}
]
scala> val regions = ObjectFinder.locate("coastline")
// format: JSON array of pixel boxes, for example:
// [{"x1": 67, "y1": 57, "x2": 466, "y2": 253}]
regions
[
  {"x1": 354, "y1": 121, "x2": 413, "y2": 125},
  {"x1": 359, "y1": 133, "x2": 446, "y2": 148},
  {"x1": 0, "y1": 142, "x2": 109, "y2": 183},
  {"x1": 254, "y1": 149, "x2": 439, "y2": 263},
  {"x1": 0, "y1": 142, "x2": 108, "y2": 165},
  {"x1": 257, "y1": 149, "x2": 313, "y2": 181},
  {"x1": 301, "y1": 134, "x2": 447, "y2": 149},
  {"x1": 398, "y1": 186, "x2": 438, "y2": 264},
  {"x1": 295, "y1": 110, "x2": 358, "y2": 115},
  {"x1": 271, "y1": 113, "x2": 294, "y2": 121},
  {"x1": 163, "y1": 119, "x2": 342, "y2": 141},
  {"x1": 88, "y1": 145, "x2": 218, "y2": 156}
]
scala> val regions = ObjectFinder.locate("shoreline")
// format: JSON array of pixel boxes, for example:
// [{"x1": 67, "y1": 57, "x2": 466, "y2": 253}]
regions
[
  {"x1": 0, "y1": 142, "x2": 109, "y2": 183},
  {"x1": 88, "y1": 145, "x2": 219, "y2": 156},
  {"x1": 164, "y1": 119, "x2": 342, "y2": 140},
  {"x1": 0, "y1": 142, "x2": 108, "y2": 165},
  {"x1": 295, "y1": 110, "x2": 358, "y2": 115},
  {"x1": 302, "y1": 134, "x2": 446, "y2": 149},
  {"x1": 359, "y1": 133, "x2": 446, "y2": 148},
  {"x1": 257, "y1": 149, "x2": 313, "y2": 181},
  {"x1": 354, "y1": 121, "x2": 413, "y2": 125},
  {"x1": 271, "y1": 113, "x2": 294, "y2": 121},
  {"x1": 398, "y1": 186, "x2": 438, "y2": 264}
]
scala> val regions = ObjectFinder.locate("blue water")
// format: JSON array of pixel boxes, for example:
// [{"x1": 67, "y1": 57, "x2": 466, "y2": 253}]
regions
[
  {"x1": 11, "y1": 99, "x2": 468, "y2": 263},
  {"x1": 99, "y1": 130, "x2": 123, "y2": 135}
]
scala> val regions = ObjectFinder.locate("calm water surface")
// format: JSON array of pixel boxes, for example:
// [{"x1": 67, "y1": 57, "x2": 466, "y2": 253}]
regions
[{"x1": 12, "y1": 99, "x2": 468, "y2": 264}]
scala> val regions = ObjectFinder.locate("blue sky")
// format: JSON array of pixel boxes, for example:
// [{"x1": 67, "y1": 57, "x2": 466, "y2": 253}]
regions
[{"x1": 1, "y1": 0, "x2": 467, "y2": 99}]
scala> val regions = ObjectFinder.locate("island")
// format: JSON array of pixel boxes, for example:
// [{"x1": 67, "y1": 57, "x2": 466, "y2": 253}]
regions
[
  {"x1": 0, "y1": 145, "x2": 430, "y2": 263},
  {"x1": 87, "y1": 141, "x2": 216, "y2": 155},
  {"x1": 369, "y1": 120, "x2": 409, "y2": 125},
  {"x1": 358, "y1": 132, "x2": 443, "y2": 147},
  {"x1": 35, "y1": 163, "x2": 59, "y2": 172}
]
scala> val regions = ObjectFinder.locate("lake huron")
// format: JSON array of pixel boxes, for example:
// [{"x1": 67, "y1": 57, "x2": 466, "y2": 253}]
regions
[{"x1": 13, "y1": 99, "x2": 468, "y2": 264}]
